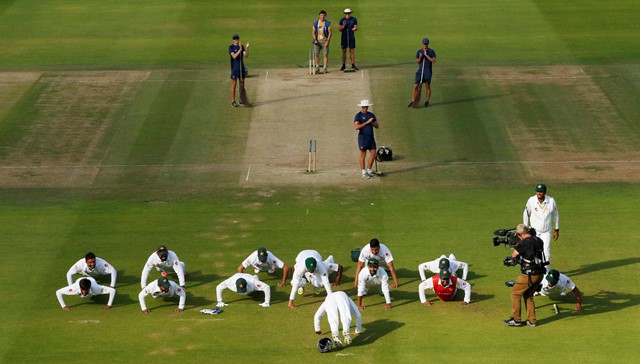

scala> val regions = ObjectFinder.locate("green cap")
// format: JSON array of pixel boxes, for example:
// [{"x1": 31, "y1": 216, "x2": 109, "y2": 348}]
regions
[
  {"x1": 257, "y1": 247, "x2": 268, "y2": 263},
  {"x1": 157, "y1": 277, "x2": 171, "y2": 289},
  {"x1": 439, "y1": 269, "x2": 451, "y2": 280},
  {"x1": 535, "y1": 183, "x2": 547, "y2": 192},
  {"x1": 367, "y1": 258, "x2": 379, "y2": 268},
  {"x1": 305, "y1": 257, "x2": 317, "y2": 270},
  {"x1": 438, "y1": 258, "x2": 450, "y2": 269},
  {"x1": 236, "y1": 278, "x2": 248, "y2": 293},
  {"x1": 546, "y1": 270, "x2": 560, "y2": 284}
]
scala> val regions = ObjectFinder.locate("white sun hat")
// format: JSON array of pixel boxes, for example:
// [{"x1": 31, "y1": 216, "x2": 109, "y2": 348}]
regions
[
  {"x1": 344, "y1": 8, "x2": 352, "y2": 13},
  {"x1": 357, "y1": 99, "x2": 372, "y2": 107}
]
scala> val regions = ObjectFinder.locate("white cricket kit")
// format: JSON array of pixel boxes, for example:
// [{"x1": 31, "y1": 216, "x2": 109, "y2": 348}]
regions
[
  {"x1": 358, "y1": 243, "x2": 394, "y2": 266},
  {"x1": 66, "y1": 257, "x2": 117, "y2": 287},
  {"x1": 539, "y1": 273, "x2": 576, "y2": 296},
  {"x1": 523, "y1": 195, "x2": 559, "y2": 263},
  {"x1": 289, "y1": 250, "x2": 332, "y2": 300},
  {"x1": 216, "y1": 273, "x2": 271, "y2": 305},
  {"x1": 241, "y1": 250, "x2": 285, "y2": 273},
  {"x1": 138, "y1": 279, "x2": 186, "y2": 311},
  {"x1": 418, "y1": 254, "x2": 469, "y2": 281},
  {"x1": 419, "y1": 275, "x2": 471, "y2": 304},
  {"x1": 357, "y1": 268, "x2": 391, "y2": 304},
  {"x1": 56, "y1": 277, "x2": 116, "y2": 308},
  {"x1": 314, "y1": 291, "x2": 362, "y2": 336},
  {"x1": 140, "y1": 250, "x2": 186, "y2": 288}
]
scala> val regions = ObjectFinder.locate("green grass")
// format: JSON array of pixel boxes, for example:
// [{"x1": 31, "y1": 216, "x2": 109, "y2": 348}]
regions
[{"x1": 1, "y1": 0, "x2": 640, "y2": 363}]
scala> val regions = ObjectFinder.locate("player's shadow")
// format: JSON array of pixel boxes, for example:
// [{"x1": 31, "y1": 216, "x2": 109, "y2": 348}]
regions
[
  {"x1": 188, "y1": 292, "x2": 214, "y2": 308},
  {"x1": 352, "y1": 319, "x2": 405, "y2": 346},
  {"x1": 434, "y1": 94, "x2": 505, "y2": 107},
  {"x1": 381, "y1": 160, "x2": 463, "y2": 176},
  {"x1": 562, "y1": 257, "x2": 640, "y2": 278},
  {"x1": 185, "y1": 271, "x2": 217, "y2": 289},
  {"x1": 111, "y1": 269, "x2": 138, "y2": 288},
  {"x1": 536, "y1": 290, "x2": 640, "y2": 325}
]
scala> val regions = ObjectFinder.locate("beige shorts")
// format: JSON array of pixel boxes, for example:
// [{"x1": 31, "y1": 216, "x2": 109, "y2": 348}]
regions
[{"x1": 314, "y1": 39, "x2": 329, "y2": 56}]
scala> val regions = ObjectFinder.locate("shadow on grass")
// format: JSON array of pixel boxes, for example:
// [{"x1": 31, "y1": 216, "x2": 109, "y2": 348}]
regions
[
  {"x1": 562, "y1": 257, "x2": 640, "y2": 278},
  {"x1": 537, "y1": 289, "x2": 640, "y2": 325},
  {"x1": 112, "y1": 270, "x2": 138, "y2": 288},
  {"x1": 381, "y1": 160, "x2": 465, "y2": 176},
  {"x1": 352, "y1": 319, "x2": 405, "y2": 346},
  {"x1": 433, "y1": 94, "x2": 505, "y2": 107},
  {"x1": 186, "y1": 271, "x2": 217, "y2": 289}
]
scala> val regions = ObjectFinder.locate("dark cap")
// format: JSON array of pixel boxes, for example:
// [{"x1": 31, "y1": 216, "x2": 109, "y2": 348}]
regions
[
  {"x1": 236, "y1": 278, "x2": 248, "y2": 293},
  {"x1": 232, "y1": 34, "x2": 240, "y2": 39},
  {"x1": 438, "y1": 258, "x2": 450, "y2": 269},
  {"x1": 156, "y1": 245, "x2": 169, "y2": 257},
  {"x1": 158, "y1": 277, "x2": 171, "y2": 289},
  {"x1": 422, "y1": 37, "x2": 430, "y2": 45},
  {"x1": 305, "y1": 257, "x2": 317, "y2": 270},
  {"x1": 367, "y1": 258, "x2": 379, "y2": 268},
  {"x1": 439, "y1": 269, "x2": 451, "y2": 280},
  {"x1": 257, "y1": 247, "x2": 268, "y2": 263},
  {"x1": 546, "y1": 270, "x2": 560, "y2": 284},
  {"x1": 535, "y1": 183, "x2": 547, "y2": 192}
]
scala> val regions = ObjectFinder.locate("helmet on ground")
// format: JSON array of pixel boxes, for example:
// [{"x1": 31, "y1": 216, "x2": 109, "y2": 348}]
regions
[{"x1": 317, "y1": 337, "x2": 333, "y2": 353}]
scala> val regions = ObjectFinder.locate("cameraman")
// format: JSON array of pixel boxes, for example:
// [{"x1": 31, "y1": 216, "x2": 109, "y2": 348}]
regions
[{"x1": 504, "y1": 224, "x2": 545, "y2": 327}]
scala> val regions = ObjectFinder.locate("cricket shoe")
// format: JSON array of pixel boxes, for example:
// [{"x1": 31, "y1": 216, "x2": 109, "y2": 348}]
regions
[
  {"x1": 323, "y1": 66, "x2": 328, "y2": 73},
  {"x1": 407, "y1": 101, "x2": 414, "y2": 108},
  {"x1": 503, "y1": 318, "x2": 523, "y2": 327},
  {"x1": 553, "y1": 304, "x2": 559, "y2": 314},
  {"x1": 343, "y1": 332, "x2": 352, "y2": 345},
  {"x1": 366, "y1": 171, "x2": 377, "y2": 178},
  {"x1": 231, "y1": 101, "x2": 238, "y2": 108},
  {"x1": 340, "y1": 65, "x2": 346, "y2": 71},
  {"x1": 352, "y1": 64, "x2": 358, "y2": 71},
  {"x1": 362, "y1": 173, "x2": 371, "y2": 180},
  {"x1": 424, "y1": 101, "x2": 430, "y2": 108},
  {"x1": 332, "y1": 334, "x2": 343, "y2": 349}
]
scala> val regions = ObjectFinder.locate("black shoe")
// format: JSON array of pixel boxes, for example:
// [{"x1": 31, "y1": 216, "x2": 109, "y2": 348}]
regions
[
  {"x1": 231, "y1": 101, "x2": 238, "y2": 108},
  {"x1": 525, "y1": 320, "x2": 537, "y2": 327},
  {"x1": 424, "y1": 101, "x2": 430, "y2": 108},
  {"x1": 503, "y1": 318, "x2": 522, "y2": 326},
  {"x1": 408, "y1": 101, "x2": 414, "y2": 108},
  {"x1": 352, "y1": 64, "x2": 358, "y2": 71},
  {"x1": 340, "y1": 64, "x2": 346, "y2": 71}
]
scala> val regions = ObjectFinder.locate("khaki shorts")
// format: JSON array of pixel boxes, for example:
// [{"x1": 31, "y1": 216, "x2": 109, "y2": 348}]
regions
[{"x1": 314, "y1": 39, "x2": 329, "y2": 56}]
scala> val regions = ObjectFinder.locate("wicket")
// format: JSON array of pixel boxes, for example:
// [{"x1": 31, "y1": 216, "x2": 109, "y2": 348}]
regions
[
  {"x1": 308, "y1": 49, "x2": 317, "y2": 76},
  {"x1": 307, "y1": 139, "x2": 317, "y2": 172}
]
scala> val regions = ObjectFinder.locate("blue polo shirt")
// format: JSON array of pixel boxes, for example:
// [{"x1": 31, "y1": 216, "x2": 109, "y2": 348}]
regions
[{"x1": 354, "y1": 111, "x2": 377, "y2": 136}]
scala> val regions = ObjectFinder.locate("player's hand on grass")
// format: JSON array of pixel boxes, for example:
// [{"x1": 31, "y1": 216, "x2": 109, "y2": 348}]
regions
[
  {"x1": 390, "y1": 282, "x2": 399, "y2": 289},
  {"x1": 574, "y1": 305, "x2": 583, "y2": 313},
  {"x1": 62, "y1": 306, "x2": 72, "y2": 311},
  {"x1": 102, "y1": 305, "x2": 111, "y2": 310},
  {"x1": 460, "y1": 301, "x2": 468, "y2": 306},
  {"x1": 384, "y1": 303, "x2": 392, "y2": 310},
  {"x1": 142, "y1": 309, "x2": 151, "y2": 314},
  {"x1": 288, "y1": 301, "x2": 297, "y2": 310},
  {"x1": 423, "y1": 301, "x2": 432, "y2": 307},
  {"x1": 358, "y1": 305, "x2": 366, "y2": 311},
  {"x1": 316, "y1": 330, "x2": 322, "y2": 335},
  {"x1": 175, "y1": 308, "x2": 184, "y2": 312}
]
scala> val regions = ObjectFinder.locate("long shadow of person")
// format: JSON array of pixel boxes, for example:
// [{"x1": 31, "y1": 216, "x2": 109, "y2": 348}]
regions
[
  {"x1": 351, "y1": 319, "x2": 405, "y2": 346},
  {"x1": 562, "y1": 257, "x2": 640, "y2": 278},
  {"x1": 537, "y1": 289, "x2": 640, "y2": 325}
]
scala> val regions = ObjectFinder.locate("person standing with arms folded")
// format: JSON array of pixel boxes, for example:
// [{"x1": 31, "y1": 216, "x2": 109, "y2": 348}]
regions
[
  {"x1": 229, "y1": 33, "x2": 250, "y2": 107},
  {"x1": 523, "y1": 183, "x2": 559, "y2": 266},
  {"x1": 353, "y1": 99, "x2": 379, "y2": 179},
  {"x1": 338, "y1": 8, "x2": 358, "y2": 71}
]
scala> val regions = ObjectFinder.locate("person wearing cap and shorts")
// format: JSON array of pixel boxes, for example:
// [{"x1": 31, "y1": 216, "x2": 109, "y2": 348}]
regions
[
  {"x1": 535, "y1": 269, "x2": 583, "y2": 313},
  {"x1": 237, "y1": 247, "x2": 289, "y2": 287},
  {"x1": 288, "y1": 249, "x2": 341, "y2": 309},
  {"x1": 56, "y1": 277, "x2": 116, "y2": 311},
  {"x1": 139, "y1": 275, "x2": 186, "y2": 313},
  {"x1": 523, "y1": 183, "x2": 560, "y2": 267},
  {"x1": 418, "y1": 254, "x2": 469, "y2": 281},
  {"x1": 409, "y1": 37, "x2": 437, "y2": 108},
  {"x1": 140, "y1": 245, "x2": 186, "y2": 289},
  {"x1": 229, "y1": 33, "x2": 250, "y2": 107},
  {"x1": 314, "y1": 291, "x2": 363, "y2": 348},
  {"x1": 215, "y1": 272, "x2": 271, "y2": 308},
  {"x1": 354, "y1": 99, "x2": 379, "y2": 179},
  {"x1": 354, "y1": 238, "x2": 398, "y2": 288},
  {"x1": 419, "y1": 269, "x2": 471, "y2": 306},
  {"x1": 357, "y1": 258, "x2": 392, "y2": 310},
  {"x1": 312, "y1": 10, "x2": 332, "y2": 73},
  {"x1": 66, "y1": 252, "x2": 117, "y2": 288},
  {"x1": 338, "y1": 8, "x2": 358, "y2": 71}
]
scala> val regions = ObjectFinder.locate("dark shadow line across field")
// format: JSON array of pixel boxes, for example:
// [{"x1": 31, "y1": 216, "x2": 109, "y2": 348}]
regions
[
  {"x1": 383, "y1": 160, "x2": 464, "y2": 175},
  {"x1": 252, "y1": 92, "x2": 324, "y2": 107},
  {"x1": 562, "y1": 257, "x2": 640, "y2": 278},
  {"x1": 536, "y1": 290, "x2": 640, "y2": 325},
  {"x1": 352, "y1": 319, "x2": 405, "y2": 346},
  {"x1": 433, "y1": 93, "x2": 505, "y2": 107}
]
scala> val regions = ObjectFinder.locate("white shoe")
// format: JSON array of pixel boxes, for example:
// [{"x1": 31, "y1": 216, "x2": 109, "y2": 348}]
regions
[
  {"x1": 297, "y1": 287, "x2": 304, "y2": 295},
  {"x1": 323, "y1": 66, "x2": 328, "y2": 73},
  {"x1": 259, "y1": 302, "x2": 270, "y2": 308},
  {"x1": 362, "y1": 173, "x2": 371, "y2": 179},
  {"x1": 343, "y1": 332, "x2": 352, "y2": 345},
  {"x1": 367, "y1": 171, "x2": 377, "y2": 178},
  {"x1": 332, "y1": 334, "x2": 343, "y2": 348},
  {"x1": 216, "y1": 302, "x2": 228, "y2": 307}
]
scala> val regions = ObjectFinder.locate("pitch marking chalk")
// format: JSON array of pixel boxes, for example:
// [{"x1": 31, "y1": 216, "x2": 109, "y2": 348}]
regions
[
  {"x1": 245, "y1": 165, "x2": 251, "y2": 182},
  {"x1": 68, "y1": 320, "x2": 100, "y2": 324},
  {"x1": 265, "y1": 70, "x2": 269, "y2": 80},
  {"x1": 177, "y1": 318, "x2": 224, "y2": 322}
]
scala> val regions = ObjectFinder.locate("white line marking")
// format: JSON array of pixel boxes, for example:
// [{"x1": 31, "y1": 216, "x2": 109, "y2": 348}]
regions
[
  {"x1": 245, "y1": 165, "x2": 251, "y2": 181},
  {"x1": 265, "y1": 71, "x2": 269, "y2": 80},
  {"x1": 527, "y1": 165, "x2": 534, "y2": 177},
  {"x1": 68, "y1": 320, "x2": 100, "y2": 324},
  {"x1": 361, "y1": 70, "x2": 364, "y2": 79},
  {"x1": 177, "y1": 318, "x2": 224, "y2": 322},
  {"x1": 336, "y1": 353, "x2": 355, "y2": 356}
]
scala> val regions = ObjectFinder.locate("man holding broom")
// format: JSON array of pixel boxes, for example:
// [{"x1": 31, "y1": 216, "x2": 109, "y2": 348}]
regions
[
  {"x1": 229, "y1": 33, "x2": 250, "y2": 107},
  {"x1": 409, "y1": 37, "x2": 436, "y2": 108}
]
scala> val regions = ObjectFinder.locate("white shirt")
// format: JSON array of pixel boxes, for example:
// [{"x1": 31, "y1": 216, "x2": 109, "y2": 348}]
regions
[
  {"x1": 139, "y1": 279, "x2": 186, "y2": 311},
  {"x1": 418, "y1": 254, "x2": 469, "y2": 281},
  {"x1": 314, "y1": 291, "x2": 362, "y2": 335},
  {"x1": 141, "y1": 250, "x2": 185, "y2": 288},
  {"x1": 66, "y1": 257, "x2": 117, "y2": 287},
  {"x1": 241, "y1": 250, "x2": 285, "y2": 272},
  {"x1": 56, "y1": 277, "x2": 116, "y2": 308},
  {"x1": 357, "y1": 267, "x2": 391, "y2": 304},
  {"x1": 289, "y1": 250, "x2": 332, "y2": 300},
  {"x1": 539, "y1": 273, "x2": 576, "y2": 296},
  {"x1": 358, "y1": 243, "x2": 394, "y2": 265},
  {"x1": 523, "y1": 195, "x2": 559, "y2": 233},
  {"x1": 216, "y1": 273, "x2": 271, "y2": 305}
]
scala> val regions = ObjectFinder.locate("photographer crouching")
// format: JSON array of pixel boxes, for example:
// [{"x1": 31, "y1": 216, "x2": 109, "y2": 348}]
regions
[{"x1": 503, "y1": 224, "x2": 546, "y2": 327}]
